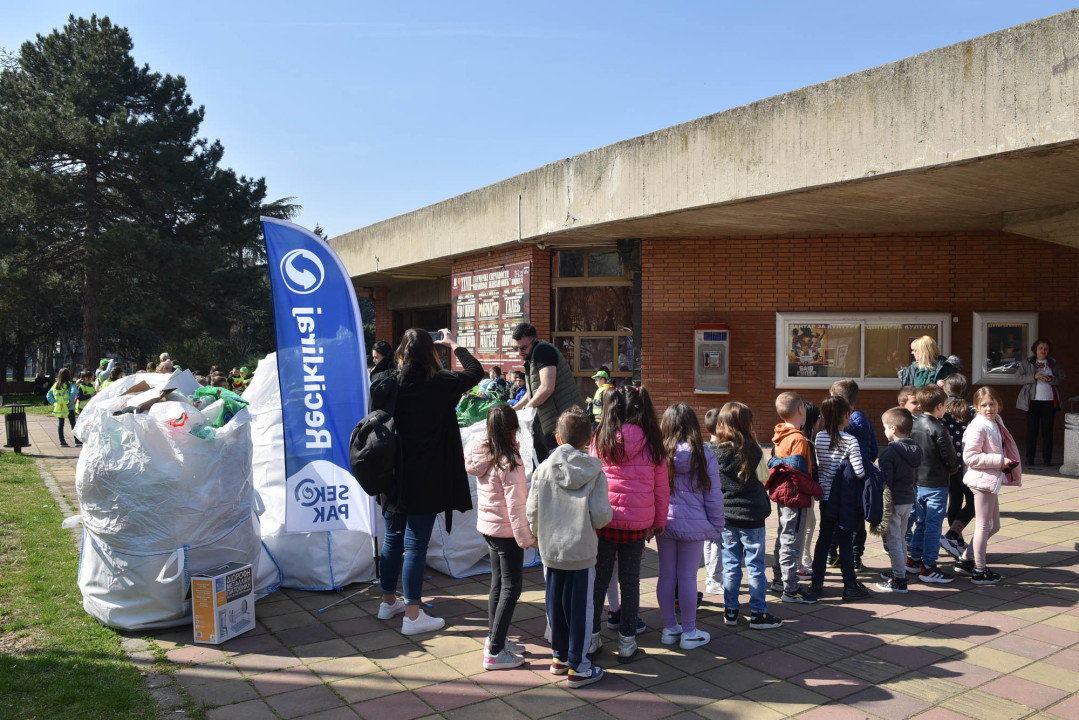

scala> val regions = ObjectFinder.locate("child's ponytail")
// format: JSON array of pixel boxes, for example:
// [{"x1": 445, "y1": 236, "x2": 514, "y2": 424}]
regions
[{"x1": 820, "y1": 396, "x2": 851, "y2": 450}]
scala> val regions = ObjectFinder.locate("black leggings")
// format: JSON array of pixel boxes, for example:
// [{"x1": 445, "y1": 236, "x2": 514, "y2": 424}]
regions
[
  {"x1": 484, "y1": 535, "x2": 523, "y2": 655},
  {"x1": 946, "y1": 469, "x2": 975, "y2": 530},
  {"x1": 1025, "y1": 401, "x2": 1057, "y2": 465},
  {"x1": 593, "y1": 536, "x2": 645, "y2": 637}
]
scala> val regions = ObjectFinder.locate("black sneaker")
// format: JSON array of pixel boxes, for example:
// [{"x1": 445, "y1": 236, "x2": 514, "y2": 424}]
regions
[
  {"x1": 826, "y1": 554, "x2": 839, "y2": 567},
  {"x1": 767, "y1": 580, "x2": 784, "y2": 595},
  {"x1": 879, "y1": 569, "x2": 893, "y2": 581},
  {"x1": 918, "y1": 564, "x2": 954, "y2": 584},
  {"x1": 809, "y1": 581, "x2": 823, "y2": 597},
  {"x1": 842, "y1": 582, "x2": 871, "y2": 601},
  {"x1": 953, "y1": 559, "x2": 975, "y2": 577},
  {"x1": 606, "y1": 609, "x2": 620, "y2": 629},
  {"x1": 749, "y1": 611, "x2": 783, "y2": 629},
  {"x1": 971, "y1": 568, "x2": 1002, "y2": 585},
  {"x1": 723, "y1": 607, "x2": 739, "y2": 626},
  {"x1": 853, "y1": 556, "x2": 864, "y2": 571},
  {"x1": 875, "y1": 577, "x2": 908, "y2": 593}
]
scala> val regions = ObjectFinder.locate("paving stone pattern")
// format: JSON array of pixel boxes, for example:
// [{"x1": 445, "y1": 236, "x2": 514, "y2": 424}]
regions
[{"x1": 19, "y1": 412, "x2": 1079, "y2": 719}]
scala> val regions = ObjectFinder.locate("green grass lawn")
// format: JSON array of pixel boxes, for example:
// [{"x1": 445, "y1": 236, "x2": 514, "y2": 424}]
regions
[
  {"x1": 0, "y1": 453, "x2": 156, "y2": 720},
  {"x1": 2, "y1": 394, "x2": 51, "y2": 415}
]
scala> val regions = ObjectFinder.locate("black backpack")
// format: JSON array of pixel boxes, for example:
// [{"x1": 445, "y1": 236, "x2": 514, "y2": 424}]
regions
[{"x1": 349, "y1": 374, "x2": 399, "y2": 497}]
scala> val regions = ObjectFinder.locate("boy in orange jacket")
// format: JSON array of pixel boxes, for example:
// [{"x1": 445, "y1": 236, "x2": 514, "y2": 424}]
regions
[{"x1": 768, "y1": 392, "x2": 823, "y2": 604}]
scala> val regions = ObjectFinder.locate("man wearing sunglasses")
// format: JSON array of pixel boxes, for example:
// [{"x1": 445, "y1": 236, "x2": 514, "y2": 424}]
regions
[{"x1": 510, "y1": 322, "x2": 586, "y2": 462}]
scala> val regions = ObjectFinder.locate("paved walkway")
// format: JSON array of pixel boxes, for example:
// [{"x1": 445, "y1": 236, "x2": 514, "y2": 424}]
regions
[{"x1": 12, "y1": 412, "x2": 1079, "y2": 719}]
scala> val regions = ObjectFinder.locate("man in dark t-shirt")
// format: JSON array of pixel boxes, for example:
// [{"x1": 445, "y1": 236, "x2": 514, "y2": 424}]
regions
[{"x1": 511, "y1": 322, "x2": 586, "y2": 462}]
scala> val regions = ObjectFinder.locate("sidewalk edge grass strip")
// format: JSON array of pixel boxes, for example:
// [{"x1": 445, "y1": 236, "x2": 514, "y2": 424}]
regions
[{"x1": 0, "y1": 452, "x2": 156, "y2": 720}]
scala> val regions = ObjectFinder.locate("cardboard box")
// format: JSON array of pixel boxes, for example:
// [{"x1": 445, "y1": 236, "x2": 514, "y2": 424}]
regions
[{"x1": 191, "y1": 562, "x2": 254, "y2": 644}]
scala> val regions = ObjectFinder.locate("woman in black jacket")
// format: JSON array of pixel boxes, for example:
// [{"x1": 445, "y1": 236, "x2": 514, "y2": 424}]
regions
[
  {"x1": 369, "y1": 340, "x2": 394, "y2": 382},
  {"x1": 377, "y1": 328, "x2": 484, "y2": 635}
]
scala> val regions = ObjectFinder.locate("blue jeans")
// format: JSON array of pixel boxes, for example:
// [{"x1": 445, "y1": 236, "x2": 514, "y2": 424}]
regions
[
  {"x1": 379, "y1": 511, "x2": 437, "y2": 605},
  {"x1": 909, "y1": 486, "x2": 948, "y2": 569},
  {"x1": 721, "y1": 526, "x2": 768, "y2": 614}
]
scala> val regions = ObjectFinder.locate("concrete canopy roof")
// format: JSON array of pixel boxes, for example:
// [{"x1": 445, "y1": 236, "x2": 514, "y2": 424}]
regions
[{"x1": 332, "y1": 9, "x2": 1079, "y2": 287}]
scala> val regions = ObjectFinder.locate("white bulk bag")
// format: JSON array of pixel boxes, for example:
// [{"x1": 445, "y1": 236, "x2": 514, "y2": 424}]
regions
[
  {"x1": 73, "y1": 389, "x2": 264, "y2": 630},
  {"x1": 245, "y1": 353, "x2": 376, "y2": 590}
]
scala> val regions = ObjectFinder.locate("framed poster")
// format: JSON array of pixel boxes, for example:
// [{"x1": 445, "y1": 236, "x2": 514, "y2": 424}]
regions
[
  {"x1": 972, "y1": 312, "x2": 1037, "y2": 385},
  {"x1": 450, "y1": 262, "x2": 531, "y2": 371}
]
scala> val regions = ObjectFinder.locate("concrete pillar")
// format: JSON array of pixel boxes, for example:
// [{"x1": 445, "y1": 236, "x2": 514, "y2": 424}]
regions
[{"x1": 1061, "y1": 413, "x2": 1079, "y2": 476}]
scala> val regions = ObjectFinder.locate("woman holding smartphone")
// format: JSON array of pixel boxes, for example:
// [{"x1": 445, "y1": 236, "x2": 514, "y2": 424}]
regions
[{"x1": 376, "y1": 328, "x2": 485, "y2": 635}]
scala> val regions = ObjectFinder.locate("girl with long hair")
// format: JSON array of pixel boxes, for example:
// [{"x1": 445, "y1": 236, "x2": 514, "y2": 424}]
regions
[
  {"x1": 714, "y1": 402, "x2": 781, "y2": 629},
  {"x1": 589, "y1": 385, "x2": 669, "y2": 662},
  {"x1": 656, "y1": 403, "x2": 724, "y2": 649},
  {"x1": 46, "y1": 368, "x2": 79, "y2": 447},
  {"x1": 956, "y1": 387, "x2": 1021, "y2": 585},
  {"x1": 464, "y1": 404, "x2": 536, "y2": 670}
]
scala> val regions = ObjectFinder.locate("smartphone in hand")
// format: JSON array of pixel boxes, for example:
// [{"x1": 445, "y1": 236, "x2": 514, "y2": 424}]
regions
[{"x1": 429, "y1": 331, "x2": 444, "y2": 342}]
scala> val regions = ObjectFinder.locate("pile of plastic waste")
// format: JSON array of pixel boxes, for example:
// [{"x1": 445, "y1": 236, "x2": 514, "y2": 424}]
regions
[{"x1": 71, "y1": 370, "x2": 279, "y2": 631}]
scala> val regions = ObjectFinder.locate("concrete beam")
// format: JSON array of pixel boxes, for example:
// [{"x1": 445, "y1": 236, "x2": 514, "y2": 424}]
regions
[
  {"x1": 332, "y1": 9, "x2": 1079, "y2": 278},
  {"x1": 1003, "y1": 203, "x2": 1079, "y2": 248}
]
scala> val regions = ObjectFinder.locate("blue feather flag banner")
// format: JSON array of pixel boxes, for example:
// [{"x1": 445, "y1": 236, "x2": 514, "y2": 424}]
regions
[{"x1": 261, "y1": 217, "x2": 376, "y2": 536}]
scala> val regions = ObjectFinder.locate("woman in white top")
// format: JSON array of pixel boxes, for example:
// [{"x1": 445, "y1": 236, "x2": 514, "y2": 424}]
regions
[{"x1": 1016, "y1": 339, "x2": 1066, "y2": 468}]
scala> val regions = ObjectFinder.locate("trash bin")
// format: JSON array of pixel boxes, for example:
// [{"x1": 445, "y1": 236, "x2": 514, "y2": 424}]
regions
[{"x1": 3, "y1": 404, "x2": 31, "y2": 454}]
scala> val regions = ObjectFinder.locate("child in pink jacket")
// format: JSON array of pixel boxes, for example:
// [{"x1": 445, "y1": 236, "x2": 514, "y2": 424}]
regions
[
  {"x1": 589, "y1": 385, "x2": 669, "y2": 663},
  {"x1": 956, "y1": 387, "x2": 1021, "y2": 586},
  {"x1": 464, "y1": 405, "x2": 537, "y2": 670}
]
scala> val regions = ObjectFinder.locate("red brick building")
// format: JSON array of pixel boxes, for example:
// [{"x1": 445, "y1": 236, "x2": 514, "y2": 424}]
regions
[{"x1": 335, "y1": 12, "x2": 1079, "y2": 452}]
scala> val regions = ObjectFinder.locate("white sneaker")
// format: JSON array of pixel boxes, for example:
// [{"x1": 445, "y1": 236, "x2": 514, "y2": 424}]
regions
[
  {"x1": 377, "y1": 597, "x2": 406, "y2": 619},
  {"x1": 680, "y1": 629, "x2": 711, "y2": 650},
  {"x1": 705, "y1": 580, "x2": 723, "y2": 595},
  {"x1": 485, "y1": 637, "x2": 525, "y2": 654},
  {"x1": 660, "y1": 624, "x2": 683, "y2": 645},
  {"x1": 401, "y1": 609, "x2": 445, "y2": 635},
  {"x1": 483, "y1": 647, "x2": 525, "y2": 670},
  {"x1": 587, "y1": 631, "x2": 603, "y2": 656}
]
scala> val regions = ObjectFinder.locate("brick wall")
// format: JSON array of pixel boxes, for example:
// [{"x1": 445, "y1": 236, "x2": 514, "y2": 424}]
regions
[
  {"x1": 372, "y1": 286, "x2": 391, "y2": 344},
  {"x1": 640, "y1": 232, "x2": 1079, "y2": 451}
]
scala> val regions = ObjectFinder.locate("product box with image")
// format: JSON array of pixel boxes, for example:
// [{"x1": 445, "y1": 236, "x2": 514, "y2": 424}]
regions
[{"x1": 192, "y1": 561, "x2": 254, "y2": 644}]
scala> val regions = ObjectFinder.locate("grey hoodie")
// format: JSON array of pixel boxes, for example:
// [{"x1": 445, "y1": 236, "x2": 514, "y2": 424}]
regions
[
  {"x1": 878, "y1": 438, "x2": 923, "y2": 505},
  {"x1": 526, "y1": 444, "x2": 612, "y2": 571}
]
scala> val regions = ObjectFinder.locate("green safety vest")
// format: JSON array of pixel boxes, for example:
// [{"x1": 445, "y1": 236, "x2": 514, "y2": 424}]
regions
[
  {"x1": 76, "y1": 383, "x2": 95, "y2": 414},
  {"x1": 591, "y1": 383, "x2": 612, "y2": 422},
  {"x1": 525, "y1": 340, "x2": 586, "y2": 436},
  {"x1": 51, "y1": 382, "x2": 71, "y2": 418}
]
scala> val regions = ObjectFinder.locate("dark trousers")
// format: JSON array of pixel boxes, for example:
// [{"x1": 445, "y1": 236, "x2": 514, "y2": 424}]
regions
[
  {"x1": 532, "y1": 422, "x2": 558, "y2": 463},
  {"x1": 1025, "y1": 400, "x2": 1057, "y2": 465},
  {"x1": 946, "y1": 470, "x2": 975, "y2": 529},
  {"x1": 546, "y1": 566, "x2": 594, "y2": 673},
  {"x1": 828, "y1": 524, "x2": 867, "y2": 559},
  {"x1": 484, "y1": 535, "x2": 523, "y2": 655},
  {"x1": 811, "y1": 502, "x2": 857, "y2": 587},
  {"x1": 593, "y1": 536, "x2": 645, "y2": 636},
  {"x1": 56, "y1": 410, "x2": 76, "y2": 443}
]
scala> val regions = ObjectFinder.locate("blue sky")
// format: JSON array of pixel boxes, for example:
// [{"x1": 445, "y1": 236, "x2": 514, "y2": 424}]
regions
[{"x1": 4, "y1": 2, "x2": 1076, "y2": 238}]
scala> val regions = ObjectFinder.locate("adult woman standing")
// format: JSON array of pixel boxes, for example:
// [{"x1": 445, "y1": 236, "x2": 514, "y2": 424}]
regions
[
  {"x1": 900, "y1": 336, "x2": 958, "y2": 388},
  {"x1": 1017, "y1": 339, "x2": 1067, "y2": 467},
  {"x1": 377, "y1": 328, "x2": 484, "y2": 635},
  {"x1": 369, "y1": 340, "x2": 394, "y2": 382}
]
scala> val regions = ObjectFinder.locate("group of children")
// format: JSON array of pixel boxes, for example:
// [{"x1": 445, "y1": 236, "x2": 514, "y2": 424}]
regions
[{"x1": 462, "y1": 374, "x2": 1021, "y2": 688}]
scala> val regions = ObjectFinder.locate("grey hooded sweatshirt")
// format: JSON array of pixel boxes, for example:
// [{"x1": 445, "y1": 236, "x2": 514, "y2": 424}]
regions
[
  {"x1": 878, "y1": 438, "x2": 923, "y2": 506},
  {"x1": 526, "y1": 444, "x2": 613, "y2": 571}
]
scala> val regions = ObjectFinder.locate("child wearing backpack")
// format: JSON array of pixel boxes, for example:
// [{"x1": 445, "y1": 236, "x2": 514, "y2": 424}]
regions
[
  {"x1": 768, "y1": 392, "x2": 822, "y2": 604},
  {"x1": 590, "y1": 385, "x2": 669, "y2": 662},
  {"x1": 464, "y1": 405, "x2": 537, "y2": 671},
  {"x1": 657, "y1": 403, "x2": 725, "y2": 649},
  {"x1": 714, "y1": 402, "x2": 781, "y2": 629},
  {"x1": 810, "y1": 396, "x2": 870, "y2": 601}
]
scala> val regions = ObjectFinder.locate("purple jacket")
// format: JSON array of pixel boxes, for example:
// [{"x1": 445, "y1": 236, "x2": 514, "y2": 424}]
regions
[{"x1": 662, "y1": 443, "x2": 725, "y2": 541}]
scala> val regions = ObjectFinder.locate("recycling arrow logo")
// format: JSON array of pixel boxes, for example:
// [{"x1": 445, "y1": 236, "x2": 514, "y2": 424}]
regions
[{"x1": 280, "y1": 249, "x2": 325, "y2": 295}]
